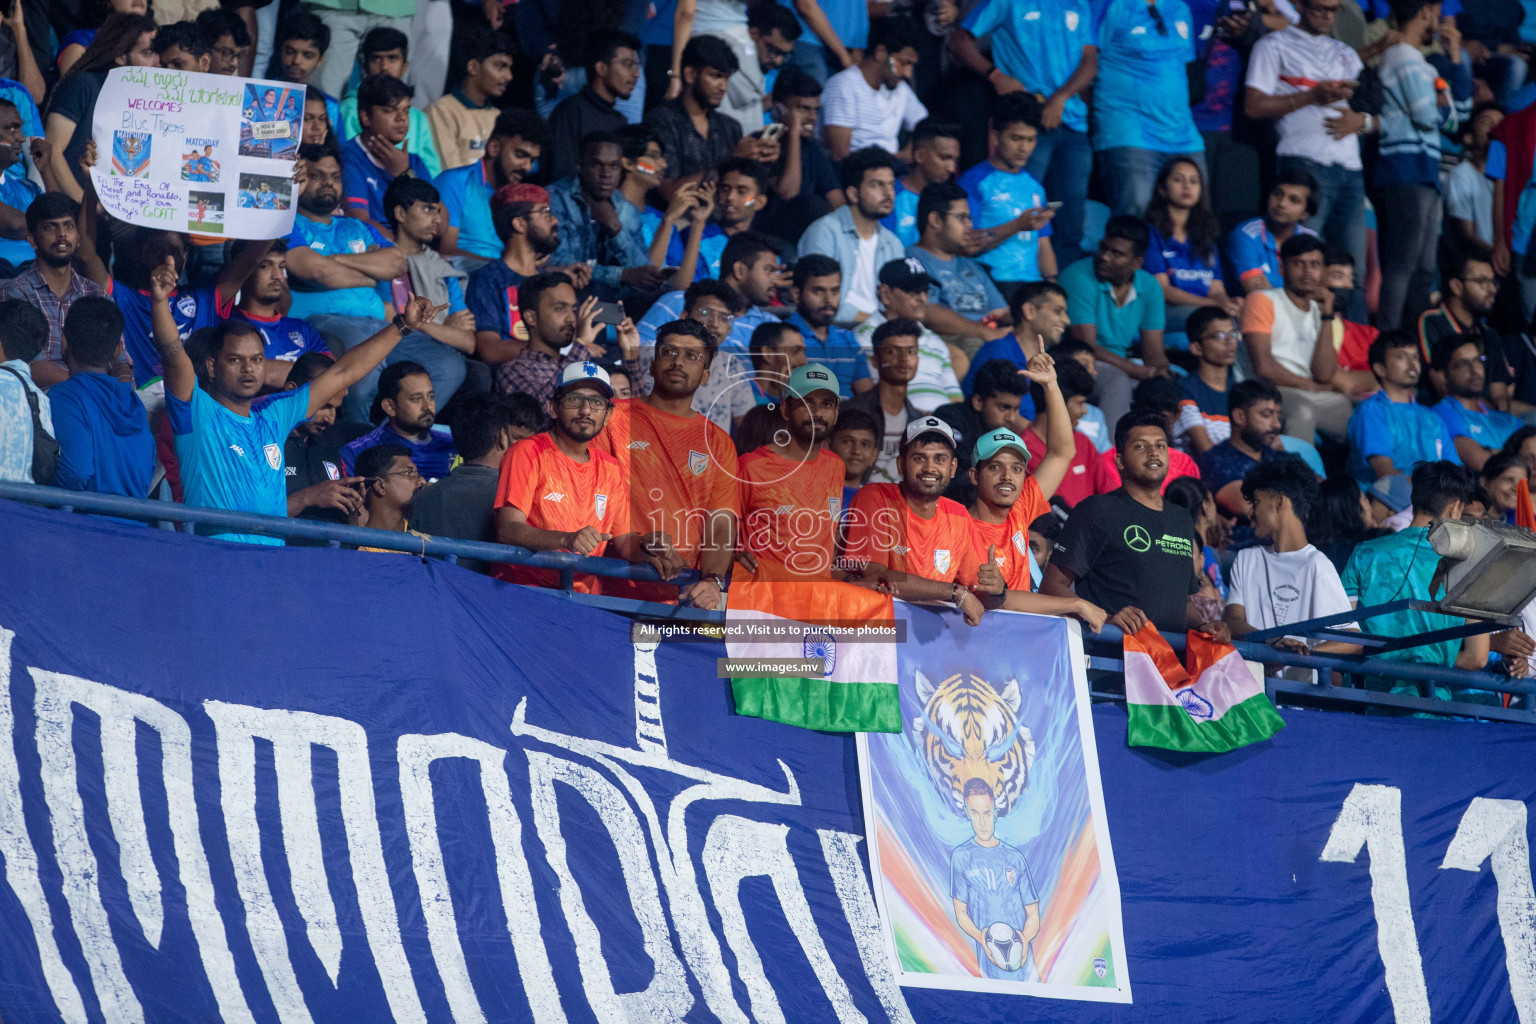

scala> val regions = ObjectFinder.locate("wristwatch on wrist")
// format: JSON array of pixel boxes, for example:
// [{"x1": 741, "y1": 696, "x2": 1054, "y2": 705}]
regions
[
  {"x1": 1320, "y1": 312, "x2": 1336, "y2": 322},
  {"x1": 391, "y1": 312, "x2": 409, "y2": 332},
  {"x1": 703, "y1": 572, "x2": 727, "y2": 593},
  {"x1": 950, "y1": 581, "x2": 962, "y2": 604}
]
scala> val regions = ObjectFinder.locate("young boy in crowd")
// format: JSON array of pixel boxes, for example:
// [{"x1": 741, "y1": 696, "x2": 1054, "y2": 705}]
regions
[
  {"x1": 338, "y1": 28, "x2": 443, "y2": 178},
  {"x1": 830, "y1": 408, "x2": 880, "y2": 511}
]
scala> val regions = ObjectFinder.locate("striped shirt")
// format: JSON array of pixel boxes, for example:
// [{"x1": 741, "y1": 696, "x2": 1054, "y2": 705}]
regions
[
  {"x1": 0, "y1": 264, "x2": 111, "y2": 375},
  {"x1": 854, "y1": 314, "x2": 962, "y2": 415},
  {"x1": 820, "y1": 66, "x2": 928, "y2": 153}
]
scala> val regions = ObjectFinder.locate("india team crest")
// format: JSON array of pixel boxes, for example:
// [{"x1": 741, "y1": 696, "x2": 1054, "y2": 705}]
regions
[
  {"x1": 934, "y1": 549, "x2": 951, "y2": 575},
  {"x1": 828, "y1": 496, "x2": 841, "y2": 518},
  {"x1": 323, "y1": 461, "x2": 340, "y2": 480},
  {"x1": 263, "y1": 443, "x2": 281, "y2": 470},
  {"x1": 688, "y1": 450, "x2": 708, "y2": 475},
  {"x1": 1013, "y1": 530, "x2": 1028, "y2": 557},
  {"x1": 1176, "y1": 19, "x2": 1189, "y2": 37},
  {"x1": 595, "y1": 493, "x2": 608, "y2": 519}
]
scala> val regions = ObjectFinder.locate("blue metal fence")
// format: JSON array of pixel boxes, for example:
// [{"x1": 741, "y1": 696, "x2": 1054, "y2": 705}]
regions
[{"x1": 2, "y1": 480, "x2": 1529, "y2": 723}]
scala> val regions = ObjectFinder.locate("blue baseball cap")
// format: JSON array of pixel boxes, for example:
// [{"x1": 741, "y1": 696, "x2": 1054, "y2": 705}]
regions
[
  {"x1": 785, "y1": 362, "x2": 840, "y2": 400},
  {"x1": 973, "y1": 427, "x2": 1029, "y2": 464}
]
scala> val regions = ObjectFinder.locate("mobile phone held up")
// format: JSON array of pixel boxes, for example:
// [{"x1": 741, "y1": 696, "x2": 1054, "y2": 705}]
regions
[{"x1": 593, "y1": 301, "x2": 626, "y2": 327}]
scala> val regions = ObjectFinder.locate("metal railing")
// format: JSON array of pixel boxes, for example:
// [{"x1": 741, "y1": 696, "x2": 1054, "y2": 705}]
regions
[{"x1": 2, "y1": 480, "x2": 1529, "y2": 723}]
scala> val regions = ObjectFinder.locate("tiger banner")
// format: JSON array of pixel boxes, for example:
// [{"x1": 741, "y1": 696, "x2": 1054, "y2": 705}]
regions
[{"x1": 858, "y1": 606, "x2": 1129, "y2": 1002}]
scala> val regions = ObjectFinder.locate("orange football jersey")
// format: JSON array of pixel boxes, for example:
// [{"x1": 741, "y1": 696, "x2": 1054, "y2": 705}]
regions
[
  {"x1": 738, "y1": 444, "x2": 846, "y2": 577},
  {"x1": 970, "y1": 476, "x2": 1049, "y2": 593},
  {"x1": 493, "y1": 433, "x2": 629, "y2": 591},
  {"x1": 842, "y1": 482, "x2": 984, "y2": 586}
]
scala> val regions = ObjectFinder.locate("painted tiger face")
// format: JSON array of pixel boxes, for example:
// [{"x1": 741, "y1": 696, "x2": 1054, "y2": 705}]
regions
[{"x1": 910, "y1": 669, "x2": 1035, "y2": 817}]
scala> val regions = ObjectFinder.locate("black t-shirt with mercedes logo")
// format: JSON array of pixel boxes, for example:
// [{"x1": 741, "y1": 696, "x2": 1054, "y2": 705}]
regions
[{"x1": 1050, "y1": 489, "x2": 1201, "y2": 631}]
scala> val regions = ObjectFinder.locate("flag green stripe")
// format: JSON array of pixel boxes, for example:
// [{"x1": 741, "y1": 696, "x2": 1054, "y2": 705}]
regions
[
  {"x1": 731, "y1": 678, "x2": 900, "y2": 733},
  {"x1": 1127, "y1": 693, "x2": 1285, "y2": 752}
]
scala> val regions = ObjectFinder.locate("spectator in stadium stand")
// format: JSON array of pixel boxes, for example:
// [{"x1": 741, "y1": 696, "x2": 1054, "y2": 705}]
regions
[
  {"x1": 961, "y1": 282, "x2": 1067, "y2": 404},
  {"x1": 730, "y1": 3, "x2": 801, "y2": 133},
  {"x1": 663, "y1": 158, "x2": 771, "y2": 282},
  {"x1": 437, "y1": 110, "x2": 550, "y2": 264},
  {"x1": 1029, "y1": 508, "x2": 1063, "y2": 570},
  {"x1": 1446, "y1": 104, "x2": 1502, "y2": 255},
  {"x1": 467, "y1": 184, "x2": 576, "y2": 366},
  {"x1": 48, "y1": 297, "x2": 153, "y2": 498},
  {"x1": 1175, "y1": 306, "x2": 1237, "y2": 454},
  {"x1": 1431, "y1": 336, "x2": 1525, "y2": 471},
  {"x1": 908, "y1": 181, "x2": 1012, "y2": 343},
  {"x1": 379, "y1": 177, "x2": 476, "y2": 387},
  {"x1": 547, "y1": 29, "x2": 643, "y2": 184},
  {"x1": 1228, "y1": 169, "x2": 1319, "y2": 294},
  {"x1": 1024, "y1": 356, "x2": 1114, "y2": 506},
  {"x1": 882, "y1": 120, "x2": 960, "y2": 247},
  {"x1": 280, "y1": 353, "x2": 370, "y2": 527},
  {"x1": 1042, "y1": 410, "x2": 1231, "y2": 638},
  {"x1": 844, "y1": 318, "x2": 923, "y2": 484},
  {"x1": 1143, "y1": 158, "x2": 1240, "y2": 334},
  {"x1": 342, "y1": 75, "x2": 435, "y2": 238},
  {"x1": 854, "y1": 258, "x2": 963, "y2": 414},
  {"x1": 1240, "y1": 233, "x2": 1354, "y2": 444},
  {"x1": 595, "y1": 319, "x2": 740, "y2": 609},
  {"x1": 340, "y1": 361, "x2": 458, "y2": 480},
  {"x1": 272, "y1": 12, "x2": 333, "y2": 115},
  {"x1": 152, "y1": 21, "x2": 211, "y2": 72},
  {"x1": 194, "y1": 9, "x2": 251, "y2": 77},
  {"x1": 638, "y1": 232, "x2": 780, "y2": 355},
  {"x1": 302, "y1": 94, "x2": 332, "y2": 146},
  {"x1": 1341, "y1": 461, "x2": 1492, "y2": 700},
  {"x1": 0, "y1": 191, "x2": 115, "y2": 388},
  {"x1": 1417, "y1": 252, "x2": 1521, "y2": 414},
  {"x1": 786, "y1": 253, "x2": 870, "y2": 397},
  {"x1": 1480, "y1": 450, "x2": 1528, "y2": 524},
  {"x1": 633, "y1": 280, "x2": 754, "y2": 430},
  {"x1": 830, "y1": 408, "x2": 880, "y2": 509},
  {"x1": 1099, "y1": 377, "x2": 1202, "y2": 492},
  {"x1": 1049, "y1": 338, "x2": 1113, "y2": 453},
  {"x1": 1374, "y1": 0, "x2": 1471, "y2": 333},
  {"x1": 949, "y1": 0, "x2": 1095, "y2": 267},
  {"x1": 744, "y1": 319, "x2": 807, "y2": 406},
  {"x1": 1090, "y1": 0, "x2": 1205, "y2": 218},
  {"x1": 935, "y1": 357, "x2": 1030, "y2": 507},
  {"x1": 336, "y1": 30, "x2": 442, "y2": 178},
  {"x1": 818, "y1": 18, "x2": 927, "y2": 162},
  {"x1": 1309, "y1": 248, "x2": 1379, "y2": 397},
  {"x1": 1348, "y1": 331, "x2": 1462, "y2": 487},
  {"x1": 232, "y1": 244, "x2": 333, "y2": 391},
  {"x1": 605, "y1": 363, "x2": 634, "y2": 399},
  {"x1": 150, "y1": 243, "x2": 441, "y2": 544},
  {"x1": 494, "y1": 272, "x2": 607, "y2": 405},
  {"x1": 350, "y1": 442, "x2": 425, "y2": 538},
  {"x1": 644, "y1": 36, "x2": 745, "y2": 183},
  {"x1": 1059, "y1": 216, "x2": 1169, "y2": 431},
  {"x1": 1224, "y1": 453, "x2": 1361, "y2": 669},
  {"x1": 1365, "y1": 473, "x2": 1413, "y2": 532},
  {"x1": 1199, "y1": 377, "x2": 1285, "y2": 548},
  {"x1": 737, "y1": 362, "x2": 847, "y2": 577},
  {"x1": 545, "y1": 131, "x2": 671, "y2": 301},
  {"x1": 798, "y1": 148, "x2": 904, "y2": 326},
  {"x1": 0, "y1": 300, "x2": 52, "y2": 484},
  {"x1": 410, "y1": 392, "x2": 541, "y2": 565},
  {"x1": 495, "y1": 362, "x2": 671, "y2": 591},
  {"x1": 425, "y1": 31, "x2": 516, "y2": 174},
  {"x1": 957, "y1": 93, "x2": 1058, "y2": 290},
  {"x1": 1243, "y1": 0, "x2": 1368, "y2": 305},
  {"x1": 841, "y1": 415, "x2": 998, "y2": 625},
  {"x1": 760, "y1": 70, "x2": 844, "y2": 237},
  {"x1": 0, "y1": 103, "x2": 56, "y2": 277}
]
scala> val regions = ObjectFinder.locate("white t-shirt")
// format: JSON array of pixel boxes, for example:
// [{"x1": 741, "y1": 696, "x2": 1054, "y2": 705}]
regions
[
  {"x1": 1240, "y1": 287, "x2": 1321, "y2": 380},
  {"x1": 846, "y1": 231, "x2": 880, "y2": 316},
  {"x1": 1246, "y1": 26, "x2": 1364, "y2": 170},
  {"x1": 820, "y1": 65, "x2": 929, "y2": 153},
  {"x1": 872, "y1": 407, "x2": 908, "y2": 484},
  {"x1": 1230, "y1": 543, "x2": 1355, "y2": 681}
]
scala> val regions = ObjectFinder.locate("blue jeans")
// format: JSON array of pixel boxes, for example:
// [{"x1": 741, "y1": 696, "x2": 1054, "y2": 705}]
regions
[
  {"x1": 1026, "y1": 126, "x2": 1091, "y2": 269},
  {"x1": 1097, "y1": 147, "x2": 1206, "y2": 218},
  {"x1": 308, "y1": 314, "x2": 468, "y2": 425},
  {"x1": 1277, "y1": 155, "x2": 1368, "y2": 322}
]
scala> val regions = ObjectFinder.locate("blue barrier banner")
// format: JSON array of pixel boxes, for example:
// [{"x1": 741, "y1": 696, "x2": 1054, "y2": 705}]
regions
[{"x1": 2, "y1": 499, "x2": 1535, "y2": 1023}]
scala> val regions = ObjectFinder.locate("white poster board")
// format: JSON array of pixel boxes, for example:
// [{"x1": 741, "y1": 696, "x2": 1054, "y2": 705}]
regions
[{"x1": 90, "y1": 67, "x2": 300, "y2": 239}]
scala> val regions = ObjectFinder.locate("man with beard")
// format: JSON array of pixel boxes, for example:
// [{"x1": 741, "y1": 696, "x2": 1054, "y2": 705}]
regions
[
  {"x1": 819, "y1": 18, "x2": 927, "y2": 161},
  {"x1": 495, "y1": 362, "x2": 678, "y2": 592},
  {"x1": 232, "y1": 243, "x2": 334, "y2": 391},
  {"x1": 786, "y1": 254, "x2": 870, "y2": 397},
  {"x1": 281, "y1": 353, "x2": 370, "y2": 528},
  {"x1": 546, "y1": 132, "x2": 670, "y2": 301},
  {"x1": 548, "y1": 29, "x2": 643, "y2": 183},
  {"x1": 635, "y1": 279, "x2": 756, "y2": 431},
  {"x1": 841, "y1": 415, "x2": 996, "y2": 625},
  {"x1": 0, "y1": 192, "x2": 116, "y2": 387},
  {"x1": 1200, "y1": 378, "x2": 1287, "y2": 549},
  {"x1": 495, "y1": 271, "x2": 610, "y2": 405},
  {"x1": 1417, "y1": 252, "x2": 1522, "y2": 414},
  {"x1": 646, "y1": 36, "x2": 746, "y2": 186},
  {"x1": 340, "y1": 361, "x2": 458, "y2": 480},
  {"x1": 737, "y1": 362, "x2": 846, "y2": 577},
  {"x1": 799, "y1": 148, "x2": 904, "y2": 327},
  {"x1": 1043, "y1": 411, "x2": 1229, "y2": 637},
  {"x1": 595, "y1": 319, "x2": 740, "y2": 609},
  {"x1": 151, "y1": 250, "x2": 442, "y2": 544},
  {"x1": 1431, "y1": 336, "x2": 1523, "y2": 472},
  {"x1": 438, "y1": 109, "x2": 551, "y2": 263},
  {"x1": 882, "y1": 121, "x2": 959, "y2": 247},
  {"x1": 468, "y1": 184, "x2": 577, "y2": 365}
]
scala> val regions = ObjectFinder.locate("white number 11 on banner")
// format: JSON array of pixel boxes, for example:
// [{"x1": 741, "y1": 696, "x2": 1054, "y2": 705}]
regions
[{"x1": 1321, "y1": 784, "x2": 1536, "y2": 1023}]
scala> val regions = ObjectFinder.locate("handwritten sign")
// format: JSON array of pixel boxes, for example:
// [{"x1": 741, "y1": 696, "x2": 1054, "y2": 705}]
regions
[{"x1": 91, "y1": 68, "x2": 299, "y2": 239}]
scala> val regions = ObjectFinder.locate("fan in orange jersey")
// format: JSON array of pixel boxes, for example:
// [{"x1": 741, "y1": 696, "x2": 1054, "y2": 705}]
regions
[
  {"x1": 595, "y1": 318, "x2": 740, "y2": 608},
  {"x1": 493, "y1": 362, "x2": 682, "y2": 591},
  {"x1": 841, "y1": 416, "x2": 1003, "y2": 625},
  {"x1": 737, "y1": 362, "x2": 847, "y2": 578}
]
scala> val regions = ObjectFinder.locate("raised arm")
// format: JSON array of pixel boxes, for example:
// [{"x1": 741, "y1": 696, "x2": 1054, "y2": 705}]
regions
[
  {"x1": 148, "y1": 256, "x2": 197, "y2": 402},
  {"x1": 215, "y1": 238, "x2": 275, "y2": 310},
  {"x1": 74, "y1": 140, "x2": 112, "y2": 289},
  {"x1": 1024, "y1": 354, "x2": 1075, "y2": 500},
  {"x1": 306, "y1": 295, "x2": 442, "y2": 416}
]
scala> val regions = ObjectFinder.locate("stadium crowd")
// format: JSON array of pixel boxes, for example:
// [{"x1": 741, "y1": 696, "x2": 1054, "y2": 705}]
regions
[{"x1": 2, "y1": 0, "x2": 1536, "y2": 701}]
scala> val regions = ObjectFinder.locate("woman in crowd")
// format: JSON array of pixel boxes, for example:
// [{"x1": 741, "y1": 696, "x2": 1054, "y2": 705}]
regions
[
  {"x1": 1144, "y1": 157, "x2": 1239, "y2": 337},
  {"x1": 45, "y1": 13, "x2": 159, "y2": 202},
  {"x1": 1480, "y1": 450, "x2": 1529, "y2": 524}
]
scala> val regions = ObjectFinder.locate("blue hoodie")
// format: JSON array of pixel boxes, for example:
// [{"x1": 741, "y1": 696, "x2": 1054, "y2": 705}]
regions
[{"x1": 47, "y1": 372, "x2": 155, "y2": 498}]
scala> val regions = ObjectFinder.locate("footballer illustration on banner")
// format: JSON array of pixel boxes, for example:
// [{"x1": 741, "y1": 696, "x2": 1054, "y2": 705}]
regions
[
  {"x1": 89, "y1": 67, "x2": 298, "y2": 238},
  {"x1": 859, "y1": 606, "x2": 1131, "y2": 1002}
]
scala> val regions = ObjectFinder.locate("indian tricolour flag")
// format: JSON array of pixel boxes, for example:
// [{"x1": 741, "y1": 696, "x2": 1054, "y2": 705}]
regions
[
  {"x1": 727, "y1": 565, "x2": 898, "y2": 733},
  {"x1": 1124, "y1": 623, "x2": 1285, "y2": 753}
]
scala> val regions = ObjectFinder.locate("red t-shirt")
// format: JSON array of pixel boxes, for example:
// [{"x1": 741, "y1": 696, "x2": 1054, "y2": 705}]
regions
[
  {"x1": 1097, "y1": 445, "x2": 1201, "y2": 494},
  {"x1": 970, "y1": 475, "x2": 1050, "y2": 593},
  {"x1": 843, "y1": 482, "x2": 984, "y2": 585},
  {"x1": 738, "y1": 444, "x2": 846, "y2": 577},
  {"x1": 1335, "y1": 318, "x2": 1378, "y2": 374},
  {"x1": 1022, "y1": 427, "x2": 1114, "y2": 507}
]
